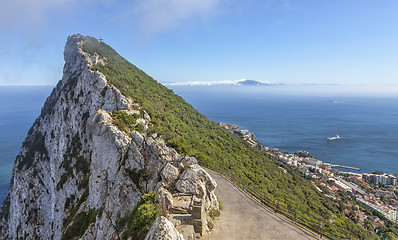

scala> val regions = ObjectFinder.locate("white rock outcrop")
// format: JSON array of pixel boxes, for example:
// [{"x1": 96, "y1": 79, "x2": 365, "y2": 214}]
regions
[
  {"x1": 176, "y1": 164, "x2": 217, "y2": 196},
  {"x1": 161, "y1": 163, "x2": 180, "y2": 186},
  {"x1": 156, "y1": 186, "x2": 174, "y2": 206},
  {"x1": 175, "y1": 164, "x2": 218, "y2": 212},
  {"x1": 145, "y1": 217, "x2": 185, "y2": 240}
]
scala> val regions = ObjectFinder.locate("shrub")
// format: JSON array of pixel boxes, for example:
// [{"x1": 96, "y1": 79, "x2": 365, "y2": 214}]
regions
[
  {"x1": 111, "y1": 110, "x2": 145, "y2": 133},
  {"x1": 135, "y1": 123, "x2": 145, "y2": 132},
  {"x1": 61, "y1": 208, "x2": 99, "y2": 240},
  {"x1": 207, "y1": 219, "x2": 215, "y2": 230},
  {"x1": 117, "y1": 192, "x2": 161, "y2": 240},
  {"x1": 125, "y1": 168, "x2": 153, "y2": 190},
  {"x1": 77, "y1": 174, "x2": 90, "y2": 190},
  {"x1": 209, "y1": 208, "x2": 221, "y2": 219},
  {"x1": 216, "y1": 194, "x2": 224, "y2": 210}
]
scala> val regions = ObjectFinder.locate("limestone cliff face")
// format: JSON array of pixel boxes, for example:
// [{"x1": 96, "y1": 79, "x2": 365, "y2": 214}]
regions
[{"x1": 0, "y1": 35, "x2": 218, "y2": 240}]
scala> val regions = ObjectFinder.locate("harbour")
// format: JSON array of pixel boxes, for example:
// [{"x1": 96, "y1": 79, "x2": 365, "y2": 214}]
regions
[{"x1": 330, "y1": 164, "x2": 361, "y2": 171}]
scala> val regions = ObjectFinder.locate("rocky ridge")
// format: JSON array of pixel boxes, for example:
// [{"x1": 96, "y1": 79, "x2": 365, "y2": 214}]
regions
[
  {"x1": 218, "y1": 123, "x2": 257, "y2": 147},
  {"x1": 0, "y1": 35, "x2": 218, "y2": 240}
]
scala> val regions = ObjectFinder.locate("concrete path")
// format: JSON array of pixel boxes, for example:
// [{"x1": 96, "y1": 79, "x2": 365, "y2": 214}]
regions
[{"x1": 203, "y1": 170, "x2": 320, "y2": 240}]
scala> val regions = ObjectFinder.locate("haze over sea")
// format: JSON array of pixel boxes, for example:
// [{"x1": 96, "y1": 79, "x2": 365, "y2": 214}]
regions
[{"x1": 0, "y1": 85, "x2": 397, "y2": 204}]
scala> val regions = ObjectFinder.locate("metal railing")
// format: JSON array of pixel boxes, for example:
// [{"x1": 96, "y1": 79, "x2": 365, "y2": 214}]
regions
[{"x1": 198, "y1": 160, "x2": 358, "y2": 240}]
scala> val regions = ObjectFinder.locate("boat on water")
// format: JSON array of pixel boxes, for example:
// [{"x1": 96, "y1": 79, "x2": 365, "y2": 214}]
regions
[{"x1": 327, "y1": 134, "x2": 340, "y2": 141}]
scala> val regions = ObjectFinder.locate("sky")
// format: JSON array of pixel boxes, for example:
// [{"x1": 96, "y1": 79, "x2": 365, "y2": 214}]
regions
[{"x1": 0, "y1": 0, "x2": 397, "y2": 87}]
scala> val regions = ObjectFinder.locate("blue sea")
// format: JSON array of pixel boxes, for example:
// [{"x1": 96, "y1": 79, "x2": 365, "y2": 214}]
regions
[
  {"x1": 167, "y1": 85, "x2": 398, "y2": 175},
  {"x1": 0, "y1": 86, "x2": 53, "y2": 205},
  {"x1": 0, "y1": 85, "x2": 397, "y2": 205}
]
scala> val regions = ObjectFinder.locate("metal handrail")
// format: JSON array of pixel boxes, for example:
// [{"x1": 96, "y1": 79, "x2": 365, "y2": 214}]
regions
[{"x1": 198, "y1": 160, "x2": 357, "y2": 240}]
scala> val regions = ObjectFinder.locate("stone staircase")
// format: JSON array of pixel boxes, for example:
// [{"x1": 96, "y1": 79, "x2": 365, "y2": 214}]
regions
[{"x1": 167, "y1": 193, "x2": 206, "y2": 239}]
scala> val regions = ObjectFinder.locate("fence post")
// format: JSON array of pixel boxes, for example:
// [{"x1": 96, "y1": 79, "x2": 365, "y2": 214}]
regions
[
  {"x1": 294, "y1": 208, "x2": 297, "y2": 224},
  {"x1": 319, "y1": 220, "x2": 322, "y2": 238},
  {"x1": 275, "y1": 200, "x2": 279, "y2": 212},
  {"x1": 163, "y1": 198, "x2": 167, "y2": 218}
]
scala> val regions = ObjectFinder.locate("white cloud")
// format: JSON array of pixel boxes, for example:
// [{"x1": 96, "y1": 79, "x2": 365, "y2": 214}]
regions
[
  {"x1": 129, "y1": 0, "x2": 221, "y2": 34},
  {"x1": 0, "y1": 0, "x2": 221, "y2": 35},
  {"x1": 0, "y1": 0, "x2": 76, "y2": 30}
]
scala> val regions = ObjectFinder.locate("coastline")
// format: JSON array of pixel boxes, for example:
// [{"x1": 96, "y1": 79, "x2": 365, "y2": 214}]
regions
[{"x1": 221, "y1": 122, "x2": 398, "y2": 224}]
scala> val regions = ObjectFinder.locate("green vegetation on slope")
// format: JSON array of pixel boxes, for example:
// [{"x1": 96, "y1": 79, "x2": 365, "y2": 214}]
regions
[
  {"x1": 17, "y1": 131, "x2": 48, "y2": 170},
  {"x1": 111, "y1": 110, "x2": 144, "y2": 133},
  {"x1": 62, "y1": 208, "x2": 102, "y2": 240},
  {"x1": 82, "y1": 36, "x2": 375, "y2": 239},
  {"x1": 116, "y1": 192, "x2": 161, "y2": 240}
]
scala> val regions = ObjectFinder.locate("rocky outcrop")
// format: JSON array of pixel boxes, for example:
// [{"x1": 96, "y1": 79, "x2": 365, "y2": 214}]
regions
[
  {"x1": 156, "y1": 186, "x2": 174, "y2": 206},
  {"x1": 161, "y1": 163, "x2": 180, "y2": 186},
  {"x1": 0, "y1": 35, "x2": 218, "y2": 240},
  {"x1": 175, "y1": 165, "x2": 218, "y2": 212},
  {"x1": 219, "y1": 122, "x2": 257, "y2": 147},
  {"x1": 145, "y1": 217, "x2": 184, "y2": 240}
]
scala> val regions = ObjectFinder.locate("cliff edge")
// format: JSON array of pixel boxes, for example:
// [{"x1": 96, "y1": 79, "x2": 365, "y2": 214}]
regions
[{"x1": 0, "y1": 35, "x2": 218, "y2": 240}]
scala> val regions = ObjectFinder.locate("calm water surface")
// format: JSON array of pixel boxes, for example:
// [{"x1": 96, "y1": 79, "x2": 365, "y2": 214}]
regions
[
  {"x1": 0, "y1": 86, "x2": 52, "y2": 204},
  {"x1": 169, "y1": 85, "x2": 398, "y2": 175}
]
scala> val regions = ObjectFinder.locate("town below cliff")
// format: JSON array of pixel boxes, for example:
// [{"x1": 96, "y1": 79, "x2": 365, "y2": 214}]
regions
[{"x1": 223, "y1": 122, "x2": 398, "y2": 232}]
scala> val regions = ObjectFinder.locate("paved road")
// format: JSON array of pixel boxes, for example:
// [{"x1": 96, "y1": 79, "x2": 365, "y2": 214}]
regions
[{"x1": 203, "y1": 170, "x2": 320, "y2": 240}]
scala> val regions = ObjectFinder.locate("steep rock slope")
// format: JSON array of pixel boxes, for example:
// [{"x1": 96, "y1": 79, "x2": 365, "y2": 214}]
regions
[{"x1": 0, "y1": 35, "x2": 218, "y2": 239}]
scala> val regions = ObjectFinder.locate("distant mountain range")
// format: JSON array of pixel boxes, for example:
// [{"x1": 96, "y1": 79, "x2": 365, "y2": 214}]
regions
[
  {"x1": 164, "y1": 79, "x2": 271, "y2": 86},
  {"x1": 236, "y1": 79, "x2": 268, "y2": 86}
]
